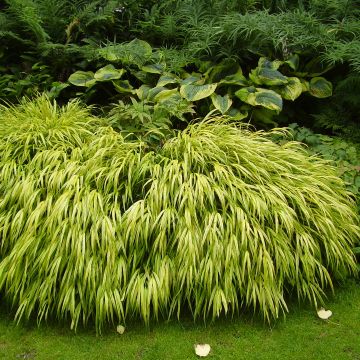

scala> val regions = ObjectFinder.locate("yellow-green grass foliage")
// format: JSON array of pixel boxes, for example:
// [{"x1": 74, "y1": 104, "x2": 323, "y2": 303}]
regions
[{"x1": 0, "y1": 96, "x2": 358, "y2": 332}]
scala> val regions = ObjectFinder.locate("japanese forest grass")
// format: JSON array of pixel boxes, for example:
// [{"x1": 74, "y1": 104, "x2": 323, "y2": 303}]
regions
[{"x1": 0, "y1": 97, "x2": 358, "y2": 332}]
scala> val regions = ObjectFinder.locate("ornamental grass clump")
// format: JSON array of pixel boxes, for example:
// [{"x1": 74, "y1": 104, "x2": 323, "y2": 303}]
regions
[{"x1": 0, "y1": 96, "x2": 358, "y2": 332}]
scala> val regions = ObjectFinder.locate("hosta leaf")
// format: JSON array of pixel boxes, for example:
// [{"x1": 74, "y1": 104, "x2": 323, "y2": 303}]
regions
[
  {"x1": 219, "y1": 69, "x2": 248, "y2": 86},
  {"x1": 206, "y1": 59, "x2": 240, "y2": 83},
  {"x1": 276, "y1": 77, "x2": 303, "y2": 101},
  {"x1": 157, "y1": 73, "x2": 179, "y2": 87},
  {"x1": 309, "y1": 77, "x2": 333, "y2": 98},
  {"x1": 227, "y1": 107, "x2": 248, "y2": 120},
  {"x1": 301, "y1": 79, "x2": 310, "y2": 92},
  {"x1": 147, "y1": 86, "x2": 167, "y2": 101},
  {"x1": 211, "y1": 94, "x2": 232, "y2": 114},
  {"x1": 180, "y1": 83, "x2": 217, "y2": 101},
  {"x1": 68, "y1": 71, "x2": 96, "y2": 87},
  {"x1": 94, "y1": 65, "x2": 125, "y2": 81},
  {"x1": 252, "y1": 108, "x2": 278, "y2": 126},
  {"x1": 153, "y1": 88, "x2": 181, "y2": 104},
  {"x1": 250, "y1": 67, "x2": 288, "y2": 86},
  {"x1": 235, "y1": 87, "x2": 283, "y2": 112},
  {"x1": 284, "y1": 54, "x2": 299, "y2": 71},
  {"x1": 258, "y1": 57, "x2": 283, "y2": 70},
  {"x1": 181, "y1": 73, "x2": 204, "y2": 85},
  {"x1": 141, "y1": 63, "x2": 165, "y2": 74},
  {"x1": 136, "y1": 85, "x2": 151, "y2": 100},
  {"x1": 112, "y1": 80, "x2": 134, "y2": 94}
]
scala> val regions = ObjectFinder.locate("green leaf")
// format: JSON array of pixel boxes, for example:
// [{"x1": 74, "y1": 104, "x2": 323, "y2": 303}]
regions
[
  {"x1": 181, "y1": 73, "x2": 204, "y2": 85},
  {"x1": 235, "y1": 87, "x2": 283, "y2": 112},
  {"x1": 211, "y1": 94, "x2": 232, "y2": 114},
  {"x1": 219, "y1": 69, "x2": 248, "y2": 86},
  {"x1": 258, "y1": 57, "x2": 283, "y2": 70},
  {"x1": 250, "y1": 67, "x2": 288, "y2": 86},
  {"x1": 284, "y1": 55, "x2": 299, "y2": 71},
  {"x1": 94, "y1": 65, "x2": 125, "y2": 81},
  {"x1": 206, "y1": 59, "x2": 241, "y2": 83},
  {"x1": 141, "y1": 63, "x2": 166, "y2": 74},
  {"x1": 147, "y1": 86, "x2": 167, "y2": 101},
  {"x1": 157, "y1": 73, "x2": 179, "y2": 87},
  {"x1": 180, "y1": 83, "x2": 217, "y2": 101},
  {"x1": 68, "y1": 71, "x2": 96, "y2": 87},
  {"x1": 153, "y1": 88, "x2": 181, "y2": 104},
  {"x1": 227, "y1": 107, "x2": 248, "y2": 120},
  {"x1": 136, "y1": 85, "x2": 151, "y2": 100},
  {"x1": 112, "y1": 80, "x2": 134, "y2": 94},
  {"x1": 252, "y1": 108, "x2": 278, "y2": 126},
  {"x1": 275, "y1": 77, "x2": 303, "y2": 101},
  {"x1": 98, "y1": 39, "x2": 152, "y2": 67},
  {"x1": 309, "y1": 77, "x2": 333, "y2": 98}
]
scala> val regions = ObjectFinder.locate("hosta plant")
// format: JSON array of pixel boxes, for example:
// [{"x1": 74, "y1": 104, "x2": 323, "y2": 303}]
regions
[{"x1": 0, "y1": 97, "x2": 358, "y2": 332}]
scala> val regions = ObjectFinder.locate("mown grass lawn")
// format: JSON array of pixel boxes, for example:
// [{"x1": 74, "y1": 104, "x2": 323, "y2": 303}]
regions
[{"x1": 0, "y1": 280, "x2": 359, "y2": 360}]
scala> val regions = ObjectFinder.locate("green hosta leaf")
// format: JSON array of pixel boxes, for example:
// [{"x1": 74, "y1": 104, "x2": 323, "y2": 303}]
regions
[
  {"x1": 235, "y1": 86, "x2": 283, "y2": 112},
  {"x1": 180, "y1": 83, "x2": 217, "y2": 101},
  {"x1": 301, "y1": 79, "x2": 310, "y2": 92},
  {"x1": 227, "y1": 107, "x2": 248, "y2": 120},
  {"x1": 141, "y1": 63, "x2": 166, "y2": 74},
  {"x1": 284, "y1": 54, "x2": 299, "y2": 71},
  {"x1": 153, "y1": 88, "x2": 181, "y2": 104},
  {"x1": 276, "y1": 77, "x2": 303, "y2": 101},
  {"x1": 157, "y1": 73, "x2": 179, "y2": 87},
  {"x1": 206, "y1": 59, "x2": 241, "y2": 83},
  {"x1": 68, "y1": 71, "x2": 96, "y2": 87},
  {"x1": 181, "y1": 73, "x2": 204, "y2": 85},
  {"x1": 258, "y1": 57, "x2": 283, "y2": 70},
  {"x1": 309, "y1": 77, "x2": 333, "y2": 98},
  {"x1": 94, "y1": 65, "x2": 125, "y2": 81},
  {"x1": 147, "y1": 86, "x2": 167, "y2": 101},
  {"x1": 136, "y1": 85, "x2": 151, "y2": 100},
  {"x1": 252, "y1": 108, "x2": 278, "y2": 126},
  {"x1": 112, "y1": 80, "x2": 134, "y2": 94},
  {"x1": 219, "y1": 69, "x2": 248, "y2": 86},
  {"x1": 250, "y1": 67, "x2": 288, "y2": 86},
  {"x1": 211, "y1": 94, "x2": 232, "y2": 114}
]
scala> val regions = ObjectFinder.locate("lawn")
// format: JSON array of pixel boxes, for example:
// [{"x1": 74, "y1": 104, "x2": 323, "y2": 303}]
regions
[{"x1": 0, "y1": 280, "x2": 359, "y2": 360}]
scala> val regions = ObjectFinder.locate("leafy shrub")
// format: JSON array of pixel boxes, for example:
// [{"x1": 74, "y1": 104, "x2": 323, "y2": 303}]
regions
[
  {"x1": 0, "y1": 97, "x2": 358, "y2": 332},
  {"x1": 289, "y1": 124, "x2": 360, "y2": 211}
]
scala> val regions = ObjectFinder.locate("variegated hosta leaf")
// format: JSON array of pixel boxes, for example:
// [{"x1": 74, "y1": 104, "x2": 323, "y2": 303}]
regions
[
  {"x1": 235, "y1": 86, "x2": 283, "y2": 112},
  {"x1": 218, "y1": 69, "x2": 248, "y2": 86},
  {"x1": 276, "y1": 77, "x2": 303, "y2": 101},
  {"x1": 153, "y1": 88, "x2": 181, "y2": 104},
  {"x1": 94, "y1": 65, "x2": 125, "y2": 82},
  {"x1": 141, "y1": 63, "x2": 166, "y2": 74},
  {"x1": 68, "y1": 71, "x2": 96, "y2": 87},
  {"x1": 227, "y1": 107, "x2": 248, "y2": 120},
  {"x1": 180, "y1": 83, "x2": 217, "y2": 101},
  {"x1": 211, "y1": 94, "x2": 232, "y2": 114},
  {"x1": 112, "y1": 80, "x2": 134, "y2": 94},
  {"x1": 258, "y1": 57, "x2": 283, "y2": 70},
  {"x1": 284, "y1": 54, "x2": 299, "y2": 71},
  {"x1": 181, "y1": 73, "x2": 204, "y2": 85},
  {"x1": 309, "y1": 77, "x2": 333, "y2": 98},
  {"x1": 250, "y1": 67, "x2": 288, "y2": 86},
  {"x1": 147, "y1": 86, "x2": 167, "y2": 101},
  {"x1": 206, "y1": 59, "x2": 241, "y2": 83},
  {"x1": 136, "y1": 85, "x2": 151, "y2": 100},
  {"x1": 157, "y1": 73, "x2": 179, "y2": 87}
]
